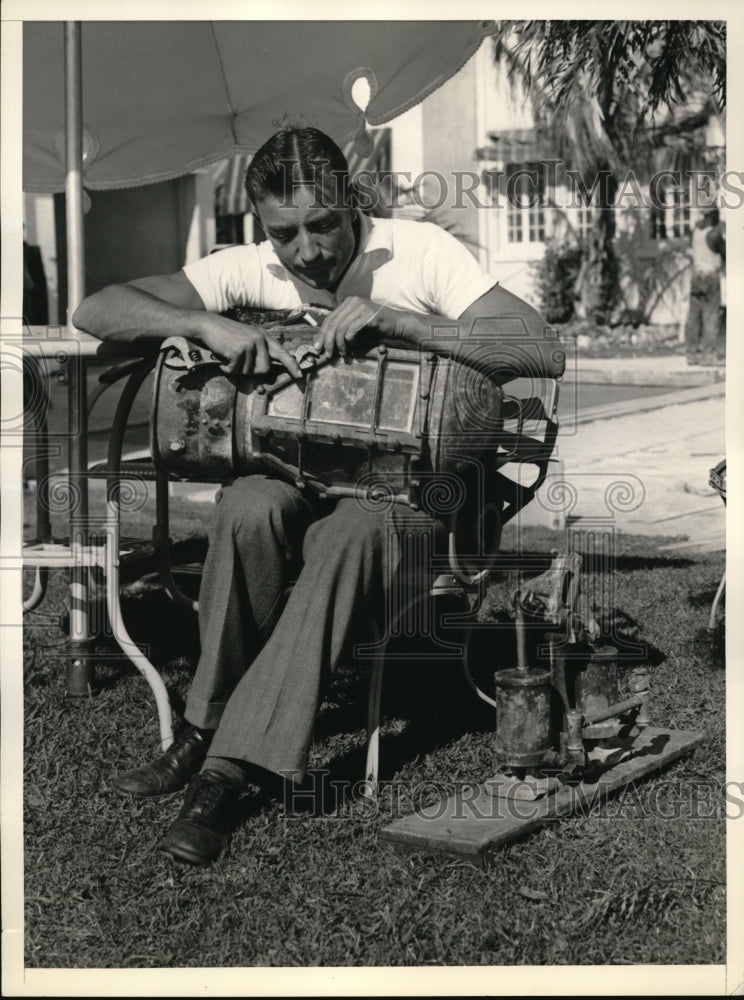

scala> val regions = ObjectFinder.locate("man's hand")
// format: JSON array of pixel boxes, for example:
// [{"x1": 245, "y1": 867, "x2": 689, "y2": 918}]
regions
[
  {"x1": 197, "y1": 314, "x2": 302, "y2": 379},
  {"x1": 315, "y1": 296, "x2": 394, "y2": 358}
]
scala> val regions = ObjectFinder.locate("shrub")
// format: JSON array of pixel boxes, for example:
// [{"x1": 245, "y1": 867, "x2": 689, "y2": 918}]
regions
[{"x1": 532, "y1": 241, "x2": 584, "y2": 324}]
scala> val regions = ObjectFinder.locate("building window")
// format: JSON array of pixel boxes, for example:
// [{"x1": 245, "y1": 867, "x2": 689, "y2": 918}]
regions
[
  {"x1": 650, "y1": 203, "x2": 667, "y2": 240},
  {"x1": 576, "y1": 193, "x2": 595, "y2": 241},
  {"x1": 669, "y1": 186, "x2": 691, "y2": 238},
  {"x1": 649, "y1": 183, "x2": 692, "y2": 240},
  {"x1": 506, "y1": 161, "x2": 546, "y2": 243}
]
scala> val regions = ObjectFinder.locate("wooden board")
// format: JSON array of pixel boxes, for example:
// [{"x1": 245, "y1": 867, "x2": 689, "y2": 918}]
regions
[{"x1": 380, "y1": 727, "x2": 705, "y2": 858}]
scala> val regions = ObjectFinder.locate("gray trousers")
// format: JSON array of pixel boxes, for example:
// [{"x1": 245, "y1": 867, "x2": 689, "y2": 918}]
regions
[
  {"x1": 685, "y1": 272, "x2": 723, "y2": 358},
  {"x1": 184, "y1": 475, "x2": 443, "y2": 780}
]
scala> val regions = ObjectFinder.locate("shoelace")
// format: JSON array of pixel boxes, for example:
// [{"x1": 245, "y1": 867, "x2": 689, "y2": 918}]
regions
[
  {"x1": 166, "y1": 730, "x2": 203, "y2": 759},
  {"x1": 185, "y1": 775, "x2": 232, "y2": 818}
]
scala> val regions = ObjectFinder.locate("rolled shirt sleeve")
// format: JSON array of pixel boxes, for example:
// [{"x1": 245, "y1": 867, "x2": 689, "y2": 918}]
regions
[
  {"x1": 416, "y1": 222, "x2": 495, "y2": 319},
  {"x1": 182, "y1": 244, "x2": 263, "y2": 313}
]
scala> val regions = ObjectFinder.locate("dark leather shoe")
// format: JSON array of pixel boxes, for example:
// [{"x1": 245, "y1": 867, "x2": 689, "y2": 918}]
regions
[
  {"x1": 161, "y1": 771, "x2": 237, "y2": 865},
  {"x1": 112, "y1": 726, "x2": 210, "y2": 798}
]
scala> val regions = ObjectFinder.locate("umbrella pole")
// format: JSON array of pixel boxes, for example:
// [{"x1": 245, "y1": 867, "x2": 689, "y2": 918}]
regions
[{"x1": 64, "y1": 21, "x2": 93, "y2": 694}]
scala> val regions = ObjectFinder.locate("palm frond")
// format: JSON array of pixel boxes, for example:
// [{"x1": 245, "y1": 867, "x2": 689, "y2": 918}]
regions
[{"x1": 491, "y1": 19, "x2": 725, "y2": 175}]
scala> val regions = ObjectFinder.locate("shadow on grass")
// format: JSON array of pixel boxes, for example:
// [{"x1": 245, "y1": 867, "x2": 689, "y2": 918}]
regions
[
  {"x1": 684, "y1": 582, "x2": 726, "y2": 669},
  {"x1": 591, "y1": 609, "x2": 666, "y2": 667},
  {"x1": 284, "y1": 624, "x2": 504, "y2": 810},
  {"x1": 117, "y1": 536, "x2": 209, "y2": 588},
  {"x1": 71, "y1": 588, "x2": 201, "y2": 720},
  {"x1": 687, "y1": 585, "x2": 725, "y2": 610},
  {"x1": 113, "y1": 588, "x2": 200, "y2": 659},
  {"x1": 691, "y1": 622, "x2": 725, "y2": 669},
  {"x1": 492, "y1": 549, "x2": 697, "y2": 577}
]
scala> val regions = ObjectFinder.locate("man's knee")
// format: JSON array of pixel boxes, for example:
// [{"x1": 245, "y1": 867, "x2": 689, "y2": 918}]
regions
[
  {"x1": 305, "y1": 498, "x2": 388, "y2": 558},
  {"x1": 214, "y1": 476, "x2": 310, "y2": 536},
  {"x1": 305, "y1": 498, "x2": 437, "y2": 561}
]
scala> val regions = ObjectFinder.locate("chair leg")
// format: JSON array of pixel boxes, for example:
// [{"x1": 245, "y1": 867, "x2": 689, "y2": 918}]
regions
[
  {"x1": 363, "y1": 644, "x2": 385, "y2": 798},
  {"x1": 105, "y1": 501, "x2": 174, "y2": 751},
  {"x1": 23, "y1": 566, "x2": 49, "y2": 611},
  {"x1": 154, "y1": 472, "x2": 199, "y2": 612},
  {"x1": 709, "y1": 571, "x2": 726, "y2": 630},
  {"x1": 102, "y1": 359, "x2": 174, "y2": 749}
]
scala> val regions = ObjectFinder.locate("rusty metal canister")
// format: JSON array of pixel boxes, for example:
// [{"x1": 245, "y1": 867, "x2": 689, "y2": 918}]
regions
[
  {"x1": 494, "y1": 668, "x2": 553, "y2": 767},
  {"x1": 574, "y1": 644, "x2": 619, "y2": 736}
]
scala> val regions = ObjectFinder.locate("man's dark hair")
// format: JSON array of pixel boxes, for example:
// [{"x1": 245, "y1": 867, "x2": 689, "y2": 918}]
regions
[{"x1": 244, "y1": 126, "x2": 351, "y2": 211}]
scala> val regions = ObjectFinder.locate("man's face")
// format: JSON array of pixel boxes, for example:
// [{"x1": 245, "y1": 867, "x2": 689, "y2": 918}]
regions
[{"x1": 256, "y1": 185, "x2": 357, "y2": 290}]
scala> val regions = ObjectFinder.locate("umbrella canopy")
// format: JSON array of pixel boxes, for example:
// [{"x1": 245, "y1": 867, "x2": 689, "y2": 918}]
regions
[{"x1": 23, "y1": 19, "x2": 494, "y2": 192}]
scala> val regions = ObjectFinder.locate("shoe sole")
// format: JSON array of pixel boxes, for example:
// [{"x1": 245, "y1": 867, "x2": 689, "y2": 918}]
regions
[
  {"x1": 161, "y1": 840, "x2": 224, "y2": 866},
  {"x1": 111, "y1": 780, "x2": 187, "y2": 799}
]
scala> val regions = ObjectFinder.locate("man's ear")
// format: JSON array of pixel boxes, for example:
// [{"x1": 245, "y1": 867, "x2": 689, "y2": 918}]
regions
[{"x1": 251, "y1": 209, "x2": 266, "y2": 242}]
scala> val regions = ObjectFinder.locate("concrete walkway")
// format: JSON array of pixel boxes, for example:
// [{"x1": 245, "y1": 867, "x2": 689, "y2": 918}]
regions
[
  {"x1": 520, "y1": 354, "x2": 726, "y2": 552},
  {"x1": 574, "y1": 353, "x2": 725, "y2": 388}
]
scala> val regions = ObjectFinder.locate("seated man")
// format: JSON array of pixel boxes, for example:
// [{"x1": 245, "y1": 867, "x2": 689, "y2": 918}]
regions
[{"x1": 73, "y1": 125, "x2": 551, "y2": 865}]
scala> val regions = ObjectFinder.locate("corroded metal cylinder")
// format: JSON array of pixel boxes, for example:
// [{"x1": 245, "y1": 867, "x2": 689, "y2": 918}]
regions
[
  {"x1": 574, "y1": 644, "x2": 619, "y2": 737},
  {"x1": 494, "y1": 668, "x2": 553, "y2": 767}
]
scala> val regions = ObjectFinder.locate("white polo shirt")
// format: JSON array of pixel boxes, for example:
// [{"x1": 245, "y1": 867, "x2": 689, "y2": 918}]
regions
[{"x1": 182, "y1": 214, "x2": 495, "y2": 320}]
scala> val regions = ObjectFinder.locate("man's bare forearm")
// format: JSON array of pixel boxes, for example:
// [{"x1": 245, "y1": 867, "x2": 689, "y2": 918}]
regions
[
  {"x1": 376, "y1": 298, "x2": 560, "y2": 382},
  {"x1": 377, "y1": 305, "x2": 474, "y2": 360},
  {"x1": 378, "y1": 305, "x2": 452, "y2": 346},
  {"x1": 72, "y1": 281, "x2": 303, "y2": 377},
  {"x1": 72, "y1": 284, "x2": 206, "y2": 348}
]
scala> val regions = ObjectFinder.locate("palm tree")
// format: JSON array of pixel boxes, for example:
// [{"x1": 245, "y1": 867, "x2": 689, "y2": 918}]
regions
[{"x1": 492, "y1": 20, "x2": 726, "y2": 324}]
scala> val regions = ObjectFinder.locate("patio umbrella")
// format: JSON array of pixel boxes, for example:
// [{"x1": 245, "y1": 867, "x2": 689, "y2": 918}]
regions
[
  {"x1": 24, "y1": 20, "x2": 495, "y2": 193},
  {"x1": 24, "y1": 18, "x2": 496, "y2": 315}
]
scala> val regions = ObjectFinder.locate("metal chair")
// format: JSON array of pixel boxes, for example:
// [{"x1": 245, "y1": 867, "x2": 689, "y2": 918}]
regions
[{"x1": 708, "y1": 459, "x2": 726, "y2": 629}]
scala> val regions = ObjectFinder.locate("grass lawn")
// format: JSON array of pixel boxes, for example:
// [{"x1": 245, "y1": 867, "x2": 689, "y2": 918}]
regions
[{"x1": 21, "y1": 487, "x2": 726, "y2": 969}]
